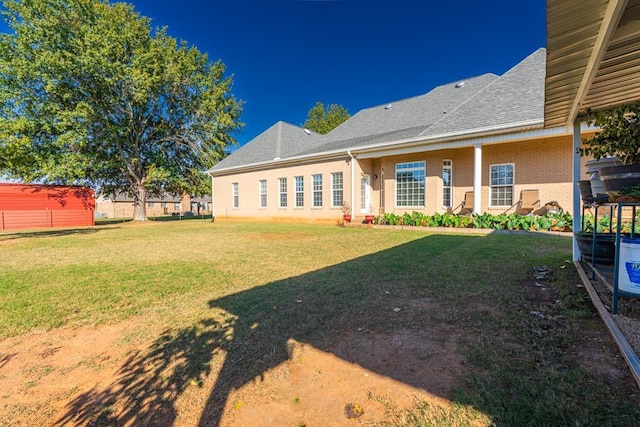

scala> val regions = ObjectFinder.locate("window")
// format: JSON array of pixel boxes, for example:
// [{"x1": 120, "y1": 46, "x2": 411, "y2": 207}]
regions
[
  {"x1": 312, "y1": 174, "x2": 323, "y2": 207},
  {"x1": 490, "y1": 164, "x2": 514, "y2": 207},
  {"x1": 174, "y1": 203, "x2": 180, "y2": 211},
  {"x1": 295, "y1": 176, "x2": 304, "y2": 207},
  {"x1": 279, "y1": 178, "x2": 287, "y2": 208},
  {"x1": 232, "y1": 182, "x2": 239, "y2": 208},
  {"x1": 259, "y1": 179, "x2": 267, "y2": 208},
  {"x1": 442, "y1": 160, "x2": 452, "y2": 208},
  {"x1": 161, "y1": 202, "x2": 167, "y2": 208},
  {"x1": 395, "y1": 161, "x2": 425, "y2": 207},
  {"x1": 331, "y1": 172, "x2": 343, "y2": 207},
  {"x1": 147, "y1": 201, "x2": 154, "y2": 207}
]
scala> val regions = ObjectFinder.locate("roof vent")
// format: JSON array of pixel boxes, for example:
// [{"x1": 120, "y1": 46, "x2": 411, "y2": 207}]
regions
[
  {"x1": 303, "y1": 128, "x2": 312, "y2": 135},
  {"x1": 455, "y1": 81, "x2": 465, "y2": 88},
  {"x1": 384, "y1": 104, "x2": 392, "y2": 110}
]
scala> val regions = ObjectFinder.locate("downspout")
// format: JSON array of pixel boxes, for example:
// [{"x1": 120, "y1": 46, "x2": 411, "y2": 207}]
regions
[
  {"x1": 348, "y1": 150, "x2": 355, "y2": 217},
  {"x1": 211, "y1": 175, "x2": 215, "y2": 222}
]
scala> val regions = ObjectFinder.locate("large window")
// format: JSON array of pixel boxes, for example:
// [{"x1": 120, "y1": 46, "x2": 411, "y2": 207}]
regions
[
  {"x1": 490, "y1": 164, "x2": 514, "y2": 207},
  {"x1": 312, "y1": 174, "x2": 323, "y2": 207},
  {"x1": 442, "y1": 160, "x2": 452, "y2": 208},
  {"x1": 395, "y1": 161, "x2": 425, "y2": 207},
  {"x1": 331, "y1": 172, "x2": 343, "y2": 207},
  {"x1": 279, "y1": 178, "x2": 287, "y2": 208},
  {"x1": 232, "y1": 182, "x2": 239, "y2": 208},
  {"x1": 259, "y1": 179, "x2": 267, "y2": 208},
  {"x1": 295, "y1": 176, "x2": 304, "y2": 207}
]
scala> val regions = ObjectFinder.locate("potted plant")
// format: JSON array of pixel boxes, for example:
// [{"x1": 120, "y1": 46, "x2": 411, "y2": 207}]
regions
[
  {"x1": 580, "y1": 102, "x2": 640, "y2": 199},
  {"x1": 364, "y1": 209, "x2": 376, "y2": 225},
  {"x1": 342, "y1": 201, "x2": 352, "y2": 223}
]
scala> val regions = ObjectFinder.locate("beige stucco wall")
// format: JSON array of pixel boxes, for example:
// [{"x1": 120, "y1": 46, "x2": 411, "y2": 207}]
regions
[{"x1": 212, "y1": 134, "x2": 580, "y2": 222}]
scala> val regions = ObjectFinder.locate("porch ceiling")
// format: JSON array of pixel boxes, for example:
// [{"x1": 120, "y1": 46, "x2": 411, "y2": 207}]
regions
[{"x1": 545, "y1": 0, "x2": 640, "y2": 128}]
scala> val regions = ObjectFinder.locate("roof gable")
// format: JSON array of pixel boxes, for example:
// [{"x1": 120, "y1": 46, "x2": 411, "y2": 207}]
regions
[{"x1": 211, "y1": 121, "x2": 323, "y2": 171}]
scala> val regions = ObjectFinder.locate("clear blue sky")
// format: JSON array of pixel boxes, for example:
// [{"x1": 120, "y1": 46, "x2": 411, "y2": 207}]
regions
[{"x1": 8, "y1": 1, "x2": 548, "y2": 148}]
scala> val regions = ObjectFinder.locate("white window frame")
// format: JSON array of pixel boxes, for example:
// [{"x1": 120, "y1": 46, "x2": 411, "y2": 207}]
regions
[
  {"x1": 259, "y1": 179, "x2": 267, "y2": 208},
  {"x1": 331, "y1": 172, "x2": 343, "y2": 208},
  {"x1": 312, "y1": 174, "x2": 323, "y2": 208},
  {"x1": 279, "y1": 177, "x2": 287, "y2": 208},
  {"x1": 232, "y1": 182, "x2": 239, "y2": 208},
  {"x1": 295, "y1": 176, "x2": 304, "y2": 207},
  {"x1": 395, "y1": 161, "x2": 426, "y2": 208},
  {"x1": 442, "y1": 159, "x2": 452, "y2": 208},
  {"x1": 489, "y1": 163, "x2": 514, "y2": 207},
  {"x1": 174, "y1": 202, "x2": 181, "y2": 211}
]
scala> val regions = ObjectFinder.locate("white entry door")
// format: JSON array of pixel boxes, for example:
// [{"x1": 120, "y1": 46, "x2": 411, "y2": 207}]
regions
[{"x1": 360, "y1": 175, "x2": 371, "y2": 213}]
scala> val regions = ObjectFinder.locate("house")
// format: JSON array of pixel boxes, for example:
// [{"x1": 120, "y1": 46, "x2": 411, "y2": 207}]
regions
[
  {"x1": 208, "y1": 48, "x2": 591, "y2": 223},
  {"x1": 95, "y1": 194, "x2": 211, "y2": 219},
  {"x1": 0, "y1": 183, "x2": 95, "y2": 230}
]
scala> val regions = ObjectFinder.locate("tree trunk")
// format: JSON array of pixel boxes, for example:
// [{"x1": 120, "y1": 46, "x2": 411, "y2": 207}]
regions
[{"x1": 132, "y1": 185, "x2": 147, "y2": 221}]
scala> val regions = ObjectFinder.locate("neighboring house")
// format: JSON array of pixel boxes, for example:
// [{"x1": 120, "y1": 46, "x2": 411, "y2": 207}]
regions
[
  {"x1": 95, "y1": 193, "x2": 209, "y2": 218},
  {"x1": 0, "y1": 183, "x2": 95, "y2": 230},
  {"x1": 208, "y1": 49, "x2": 591, "y2": 223}
]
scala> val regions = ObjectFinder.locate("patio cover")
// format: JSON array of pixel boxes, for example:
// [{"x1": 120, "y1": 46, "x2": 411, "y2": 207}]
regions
[
  {"x1": 545, "y1": 0, "x2": 640, "y2": 260},
  {"x1": 545, "y1": 0, "x2": 640, "y2": 128}
]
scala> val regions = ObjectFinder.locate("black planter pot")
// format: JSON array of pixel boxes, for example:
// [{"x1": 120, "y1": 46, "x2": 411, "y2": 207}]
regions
[
  {"x1": 575, "y1": 232, "x2": 616, "y2": 265},
  {"x1": 599, "y1": 163, "x2": 640, "y2": 197}
]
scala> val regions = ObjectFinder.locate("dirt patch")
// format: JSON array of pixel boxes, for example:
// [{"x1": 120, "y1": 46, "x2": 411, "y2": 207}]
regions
[{"x1": 1, "y1": 267, "x2": 638, "y2": 426}]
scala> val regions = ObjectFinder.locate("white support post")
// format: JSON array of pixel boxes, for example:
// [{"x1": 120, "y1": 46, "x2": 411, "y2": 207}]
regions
[
  {"x1": 473, "y1": 144, "x2": 482, "y2": 215},
  {"x1": 572, "y1": 119, "x2": 582, "y2": 261}
]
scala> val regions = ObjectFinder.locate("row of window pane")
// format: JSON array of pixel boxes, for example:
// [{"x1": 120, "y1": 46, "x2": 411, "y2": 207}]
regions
[
  {"x1": 236, "y1": 173, "x2": 344, "y2": 209},
  {"x1": 231, "y1": 164, "x2": 513, "y2": 210}
]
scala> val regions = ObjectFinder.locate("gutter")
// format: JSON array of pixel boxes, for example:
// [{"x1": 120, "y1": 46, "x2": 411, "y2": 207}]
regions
[{"x1": 348, "y1": 150, "x2": 355, "y2": 217}]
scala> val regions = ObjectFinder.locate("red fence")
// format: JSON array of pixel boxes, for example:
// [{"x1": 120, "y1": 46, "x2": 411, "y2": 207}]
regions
[{"x1": 0, "y1": 210, "x2": 95, "y2": 230}]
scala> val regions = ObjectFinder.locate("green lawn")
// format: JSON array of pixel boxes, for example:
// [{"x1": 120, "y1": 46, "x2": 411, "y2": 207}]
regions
[{"x1": 1, "y1": 221, "x2": 638, "y2": 425}]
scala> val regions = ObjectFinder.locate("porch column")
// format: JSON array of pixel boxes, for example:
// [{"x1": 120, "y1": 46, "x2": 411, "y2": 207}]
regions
[
  {"x1": 473, "y1": 144, "x2": 482, "y2": 214},
  {"x1": 572, "y1": 119, "x2": 582, "y2": 261}
]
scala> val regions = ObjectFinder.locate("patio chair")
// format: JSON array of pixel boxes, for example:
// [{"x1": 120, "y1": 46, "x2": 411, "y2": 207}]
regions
[
  {"x1": 460, "y1": 191, "x2": 473, "y2": 214},
  {"x1": 519, "y1": 189, "x2": 540, "y2": 214}
]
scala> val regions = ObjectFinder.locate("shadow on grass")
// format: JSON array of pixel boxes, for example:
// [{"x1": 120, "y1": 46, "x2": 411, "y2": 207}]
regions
[
  {"x1": 55, "y1": 232, "x2": 637, "y2": 425},
  {"x1": 57, "y1": 234, "x2": 472, "y2": 425},
  {"x1": 0, "y1": 226, "x2": 113, "y2": 241}
]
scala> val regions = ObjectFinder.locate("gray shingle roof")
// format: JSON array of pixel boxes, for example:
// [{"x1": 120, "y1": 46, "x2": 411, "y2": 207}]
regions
[
  {"x1": 421, "y1": 48, "x2": 546, "y2": 137},
  {"x1": 211, "y1": 121, "x2": 323, "y2": 171},
  {"x1": 210, "y1": 49, "x2": 546, "y2": 173}
]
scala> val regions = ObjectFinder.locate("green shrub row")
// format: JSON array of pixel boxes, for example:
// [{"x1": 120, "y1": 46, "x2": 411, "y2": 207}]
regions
[
  {"x1": 373, "y1": 211, "x2": 573, "y2": 232},
  {"x1": 582, "y1": 212, "x2": 640, "y2": 233}
]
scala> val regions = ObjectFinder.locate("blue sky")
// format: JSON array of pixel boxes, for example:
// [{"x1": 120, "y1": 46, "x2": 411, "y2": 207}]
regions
[{"x1": 6, "y1": 1, "x2": 547, "y2": 148}]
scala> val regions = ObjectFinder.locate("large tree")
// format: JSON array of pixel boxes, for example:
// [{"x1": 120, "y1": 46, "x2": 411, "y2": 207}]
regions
[
  {"x1": 0, "y1": 0, "x2": 243, "y2": 220},
  {"x1": 303, "y1": 101, "x2": 349, "y2": 135}
]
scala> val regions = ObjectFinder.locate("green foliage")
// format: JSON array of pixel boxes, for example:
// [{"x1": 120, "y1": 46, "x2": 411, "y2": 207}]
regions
[
  {"x1": 0, "y1": 0, "x2": 243, "y2": 220},
  {"x1": 620, "y1": 184, "x2": 640, "y2": 198},
  {"x1": 302, "y1": 101, "x2": 350, "y2": 134},
  {"x1": 579, "y1": 102, "x2": 640, "y2": 164},
  {"x1": 376, "y1": 211, "x2": 573, "y2": 232},
  {"x1": 582, "y1": 212, "x2": 640, "y2": 233}
]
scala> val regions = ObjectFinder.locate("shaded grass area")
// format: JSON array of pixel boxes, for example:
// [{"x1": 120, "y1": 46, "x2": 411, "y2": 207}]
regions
[{"x1": 1, "y1": 222, "x2": 639, "y2": 425}]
